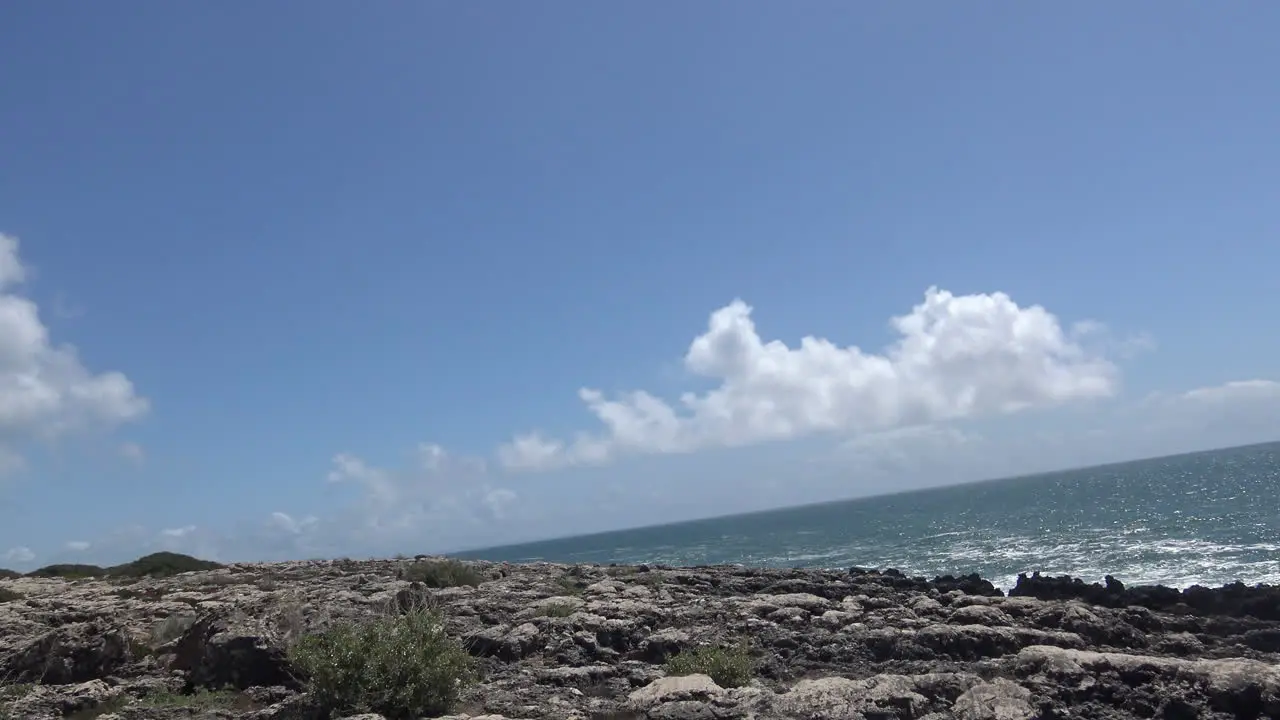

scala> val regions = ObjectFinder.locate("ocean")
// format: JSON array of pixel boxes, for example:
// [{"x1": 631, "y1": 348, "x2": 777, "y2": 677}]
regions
[{"x1": 457, "y1": 441, "x2": 1280, "y2": 590}]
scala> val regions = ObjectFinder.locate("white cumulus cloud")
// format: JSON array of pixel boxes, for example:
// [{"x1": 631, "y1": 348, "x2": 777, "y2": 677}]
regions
[
  {"x1": 0, "y1": 233, "x2": 149, "y2": 468},
  {"x1": 501, "y1": 287, "x2": 1119, "y2": 470},
  {"x1": 65, "y1": 540, "x2": 91, "y2": 552}
]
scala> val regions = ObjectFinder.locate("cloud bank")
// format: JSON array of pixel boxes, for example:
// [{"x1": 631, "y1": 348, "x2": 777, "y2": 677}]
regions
[{"x1": 501, "y1": 288, "x2": 1119, "y2": 470}]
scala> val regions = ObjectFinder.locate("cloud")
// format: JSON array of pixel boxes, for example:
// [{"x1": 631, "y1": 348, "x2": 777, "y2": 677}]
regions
[
  {"x1": 823, "y1": 378, "x2": 1280, "y2": 492},
  {"x1": 418, "y1": 443, "x2": 447, "y2": 471},
  {"x1": 1180, "y1": 379, "x2": 1280, "y2": 406},
  {"x1": 1141, "y1": 379, "x2": 1280, "y2": 451},
  {"x1": 0, "y1": 233, "x2": 149, "y2": 468},
  {"x1": 482, "y1": 487, "x2": 518, "y2": 520},
  {"x1": 4, "y1": 546, "x2": 34, "y2": 564},
  {"x1": 836, "y1": 424, "x2": 978, "y2": 464},
  {"x1": 119, "y1": 442, "x2": 145, "y2": 465},
  {"x1": 20, "y1": 376, "x2": 1277, "y2": 566},
  {"x1": 0, "y1": 235, "x2": 24, "y2": 289},
  {"x1": 268, "y1": 511, "x2": 318, "y2": 535},
  {"x1": 256, "y1": 444, "x2": 523, "y2": 556},
  {"x1": 327, "y1": 452, "x2": 396, "y2": 505},
  {"x1": 65, "y1": 540, "x2": 91, "y2": 552},
  {"x1": 501, "y1": 288, "x2": 1119, "y2": 470}
]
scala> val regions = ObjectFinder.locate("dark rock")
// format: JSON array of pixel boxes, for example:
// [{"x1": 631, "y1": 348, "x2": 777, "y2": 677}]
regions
[
  {"x1": 170, "y1": 614, "x2": 299, "y2": 691},
  {"x1": 1010, "y1": 571, "x2": 1280, "y2": 621},
  {"x1": 0, "y1": 623, "x2": 131, "y2": 683},
  {"x1": 933, "y1": 573, "x2": 1004, "y2": 598}
]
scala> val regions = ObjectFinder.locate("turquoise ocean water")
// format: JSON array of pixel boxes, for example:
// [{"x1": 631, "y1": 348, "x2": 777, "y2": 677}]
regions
[{"x1": 457, "y1": 442, "x2": 1280, "y2": 590}]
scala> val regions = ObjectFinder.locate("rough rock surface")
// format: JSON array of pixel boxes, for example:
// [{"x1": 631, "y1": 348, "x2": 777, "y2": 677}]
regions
[{"x1": 2, "y1": 560, "x2": 1279, "y2": 719}]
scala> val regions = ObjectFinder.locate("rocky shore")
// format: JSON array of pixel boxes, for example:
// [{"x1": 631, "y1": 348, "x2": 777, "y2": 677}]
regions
[{"x1": 2, "y1": 556, "x2": 1279, "y2": 719}]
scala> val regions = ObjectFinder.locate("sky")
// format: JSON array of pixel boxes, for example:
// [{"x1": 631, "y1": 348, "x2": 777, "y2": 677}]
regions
[{"x1": 1, "y1": 3, "x2": 1278, "y2": 570}]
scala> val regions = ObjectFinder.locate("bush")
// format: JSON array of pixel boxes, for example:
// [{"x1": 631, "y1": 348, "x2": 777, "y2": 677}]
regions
[
  {"x1": 108, "y1": 552, "x2": 223, "y2": 578},
  {"x1": 0, "y1": 588, "x2": 22, "y2": 603},
  {"x1": 398, "y1": 559, "x2": 484, "y2": 588},
  {"x1": 288, "y1": 608, "x2": 476, "y2": 719},
  {"x1": 663, "y1": 642, "x2": 755, "y2": 688}
]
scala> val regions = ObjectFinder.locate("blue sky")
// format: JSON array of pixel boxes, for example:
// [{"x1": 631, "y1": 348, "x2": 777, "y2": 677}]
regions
[{"x1": 2, "y1": 3, "x2": 1278, "y2": 569}]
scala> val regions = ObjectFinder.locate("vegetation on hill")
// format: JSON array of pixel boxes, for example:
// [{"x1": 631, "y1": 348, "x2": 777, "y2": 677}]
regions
[
  {"x1": 0, "y1": 569, "x2": 19, "y2": 579},
  {"x1": 25, "y1": 563, "x2": 106, "y2": 579},
  {"x1": 22, "y1": 552, "x2": 224, "y2": 580},
  {"x1": 107, "y1": 551, "x2": 224, "y2": 578}
]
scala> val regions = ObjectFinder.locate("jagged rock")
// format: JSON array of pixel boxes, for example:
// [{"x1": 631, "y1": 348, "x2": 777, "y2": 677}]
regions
[
  {"x1": 952, "y1": 678, "x2": 1033, "y2": 720},
  {"x1": 639, "y1": 627, "x2": 690, "y2": 663},
  {"x1": 2, "y1": 560, "x2": 1280, "y2": 719},
  {"x1": 627, "y1": 674, "x2": 724, "y2": 710},
  {"x1": 0, "y1": 622, "x2": 131, "y2": 683},
  {"x1": 1010, "y1": 572, "x2": 1280, "y2": 620},
  {"x1": 468, "y1": 621, "x2": 543, "y2": 661},
  {"x1": 0, "y1": 678, "x2": 123, "y2": 720},
  {"x1": 170, "y1": 613, "x2": 299, "y2": 691},
  {"x1": 949, "y1": 604, "x2": 1014, "y2": 627},
  {"x1": 774, "y1": 674, "x2": 935, "y2": 719}
]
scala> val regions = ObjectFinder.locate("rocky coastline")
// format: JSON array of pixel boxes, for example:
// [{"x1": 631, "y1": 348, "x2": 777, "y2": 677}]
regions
[{"x1": 2, "y1": 555, "x2": 1278, "y2": 719}]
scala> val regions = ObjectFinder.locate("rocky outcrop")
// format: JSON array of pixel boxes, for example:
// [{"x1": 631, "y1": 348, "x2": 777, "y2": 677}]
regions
[
  {"x1": 1009, "y1": 571, "x2": 1280, "y2": 621},
  {"x1": 0, "y1": 561, "x2": 1277, "y2": 719}
]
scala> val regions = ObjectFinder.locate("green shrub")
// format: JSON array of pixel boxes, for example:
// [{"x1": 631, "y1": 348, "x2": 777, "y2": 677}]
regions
[
  {"x1": 108, "y1": 552, "x2": 223, "y2": 578},
  {"x1": 398, "y1": 559, "x2": 483, "y2": 588},
  {"x1": 288, "y1": 608, "x2": 476, "y2": 719},
  {"x1": 0, "y1": 588, "x2": 21, "y2": 603},
  {"x1": 663, "y1": 642, "x2": 755, "y2": 688}
]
